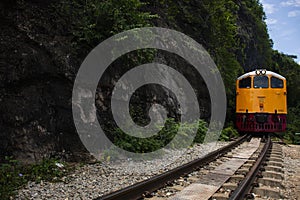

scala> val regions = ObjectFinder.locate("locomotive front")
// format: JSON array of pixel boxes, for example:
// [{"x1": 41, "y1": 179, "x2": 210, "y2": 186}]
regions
[{"x1": 236, "y1": 69, "x2": 287, "y2": 133}]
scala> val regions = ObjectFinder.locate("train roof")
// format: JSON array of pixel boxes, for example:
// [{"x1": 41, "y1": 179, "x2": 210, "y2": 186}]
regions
[{"x1": 237, "y1": 70, "x2": 286, "y2": 80}]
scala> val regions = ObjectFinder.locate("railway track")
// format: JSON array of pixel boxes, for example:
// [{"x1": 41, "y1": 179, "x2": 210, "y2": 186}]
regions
[
  {"x1": 96, "y1": 134, "x2": 285, "y2": 200},
  {"x1": 228, "y1": 136, "x2": 271, "y2": 200}
]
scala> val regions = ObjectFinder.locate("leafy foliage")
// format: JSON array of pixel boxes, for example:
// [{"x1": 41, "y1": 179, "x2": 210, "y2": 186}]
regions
[
  {"x1": 271, "y1": 51, "x2": 300, "y2": 143},
  {"x1": 0, "y1": 157, "x2": 26, "y2": 199},
  {"x1": 219, "y1": 126, "x2": 239, "y2": 141},
  {"x1": 236, "y1": 0, "x2": 273, "y2": 69},
  {"x1": 0, "y1": 157, "x2": 69, "y2": 200},
  {"x1": 100, "y1": 118, "x2": 208, "y2": 161},
  {"x1": 57, "y1": 0, "x2": 300, "y2": 143},
  {"x1": 145, "y1": 0, "x2": 244, "y2": 124},
  {"x1": 59, "y1": 0, "x2": 156, "y2": 51},
  {"x1": 110, "y1": 118, "x2": 208, "y2": 154}
]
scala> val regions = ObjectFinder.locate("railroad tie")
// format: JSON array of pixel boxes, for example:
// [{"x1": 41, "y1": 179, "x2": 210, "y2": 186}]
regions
[{"x1": 170, "y1": 138, "x2": 261, "y2": 200}]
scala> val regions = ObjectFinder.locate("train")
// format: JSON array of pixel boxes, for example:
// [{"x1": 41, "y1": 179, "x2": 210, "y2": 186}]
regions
[{"x1": 236, "y1": 69, "x2": 287, "y2": 133}]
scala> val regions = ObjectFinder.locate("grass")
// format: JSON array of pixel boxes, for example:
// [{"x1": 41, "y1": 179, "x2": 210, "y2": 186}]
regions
[{"x1": 0, "y1": 156, "x2": 72, "y2": 200}]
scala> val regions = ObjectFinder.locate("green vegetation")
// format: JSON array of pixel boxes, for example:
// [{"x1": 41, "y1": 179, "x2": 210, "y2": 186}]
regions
[
  {"x1": 0, "y1": 157, "x2": 70, "y2": 200},
  {"x1": 111, "y1": 118, "x2": 208, "y2": 153},
  {"x1": 219, "y1": 126, "x2": 239, "y2": 141},
  {"x1": 157, "y1": 0, "x2": 300, "y2": 142},
  {"x1": 58, "y1": 0, "x2": 156, "y2": 52},
  {"x1": 271, "y1": 51, "x2": 300, "y2": 144},
  {"x1": 101, "y1": 118, "x2": 208, "y2": 160},
  {"x1": 57, "y1": 0, "x2": 300, "y2": 143}
]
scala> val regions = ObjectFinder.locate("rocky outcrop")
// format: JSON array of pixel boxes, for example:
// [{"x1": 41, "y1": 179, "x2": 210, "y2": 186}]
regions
[
  {"x1": 0, "y1": 0, "x2": 275, "y2": 163},
  {"x1": 0, "y1": 1, "x2": 88, "y2": 163}
]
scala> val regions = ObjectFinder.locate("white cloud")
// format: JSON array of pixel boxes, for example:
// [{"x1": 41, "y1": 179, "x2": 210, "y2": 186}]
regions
[
  {"x1": 265, "y1": 18, "x2": 278, "y2": 24},
  {"x1": 263, "y1": 3, "x2": 278, "y2": 14},
  {"x1": 281, "y1": 0, "x2": 300, "y2": 7},
  {"x1": 288, "y1": 10, "x2": 300, "y2": 17},
  {"x1": 280, "y1": 29, "x2": 295, "y2": 39}
]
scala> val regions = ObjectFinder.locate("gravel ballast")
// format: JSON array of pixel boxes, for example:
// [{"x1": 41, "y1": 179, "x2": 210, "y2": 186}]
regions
[
  {"x1": 282, "y1": 144, "x2": 300, "y2": 200},
  {"x1": 16, "y1": 142, "x2": 229, "y2": 199},
  {"x1": 17, "y1": 142, "x2": 300, "y2": 200}
]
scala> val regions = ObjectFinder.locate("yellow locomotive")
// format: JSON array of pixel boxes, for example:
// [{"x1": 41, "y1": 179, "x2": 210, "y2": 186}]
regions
[{"x1": 236, "y1": 69, "x2": 287, "y2": 132}]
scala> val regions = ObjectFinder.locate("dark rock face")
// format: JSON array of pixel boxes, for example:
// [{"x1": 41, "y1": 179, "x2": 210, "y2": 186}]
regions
[
  {"x1": 95, "y1": 50, "x2": 211, "y2": 139},
  {"x1": 0, "y1": 0, "x2": 212, "y2": 164},
  {"x1": 0, "y1": 0, "x2": 270, "y2": 164},
  {"x1": 0, "y1": 0, "x2": 213, "y2": 164},
  {"x1": 235, "y1": 1, "x2": 272, "y2": 72},
  {"x1": 0, "y1": 1, "x2": 88, "y2": 163}
]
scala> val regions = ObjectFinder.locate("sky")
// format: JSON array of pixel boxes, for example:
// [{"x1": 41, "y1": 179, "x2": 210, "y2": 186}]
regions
[{"x1": 261, "y1": 0, "x2": 300, "y2": 64}]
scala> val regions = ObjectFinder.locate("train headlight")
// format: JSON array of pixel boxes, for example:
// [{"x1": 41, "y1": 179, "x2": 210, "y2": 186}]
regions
[{"x1": 255, "y1": 69, "x2": 267, "y2": 76}]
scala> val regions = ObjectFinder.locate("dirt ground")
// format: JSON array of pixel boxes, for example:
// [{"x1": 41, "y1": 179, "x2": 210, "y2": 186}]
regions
[{"x1": 282, "y1": 144, "x2": 300, "y2": 200}]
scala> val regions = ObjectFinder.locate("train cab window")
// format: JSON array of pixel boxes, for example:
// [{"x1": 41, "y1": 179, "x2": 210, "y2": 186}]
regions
[
  {"x1": 254, "y1": 76, "x2": 269, "y2": 88},
  {"x1": 271, "y1": 77, "x2": 284, "y2": 88},
  {"x1": 239, "y1": 77, "x2": 251, "y2": 88}
]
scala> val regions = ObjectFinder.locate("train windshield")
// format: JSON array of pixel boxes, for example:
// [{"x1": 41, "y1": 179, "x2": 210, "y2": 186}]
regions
[
  {"x1": 271, "y1": 77, "x2": 284, "y2": 88},
  {"x1": 254, "y1": 76, "x2": 269, "y2": 88},
  {"x1": 239, "y1": 77, "x2": 251, "y2": 88}
]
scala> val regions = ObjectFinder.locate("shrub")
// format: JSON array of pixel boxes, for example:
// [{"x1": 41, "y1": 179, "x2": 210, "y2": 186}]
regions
[
  {"x1": 109, "y1": 118, "x2": 208, "y2": 155},
  {"x1": 219, "y1": 126, "x2": 239, "y2": 141}
]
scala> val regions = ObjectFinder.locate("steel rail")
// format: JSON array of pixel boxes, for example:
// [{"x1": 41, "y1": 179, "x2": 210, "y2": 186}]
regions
[
  {"x1": 229, "y1": 134, "x2": 272, "y2": 200},
  {"x1": 96, "y1": 134, "x2": 249, "y2": 200}
]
